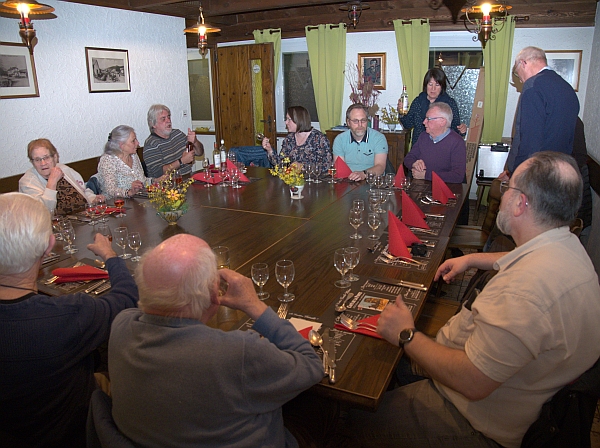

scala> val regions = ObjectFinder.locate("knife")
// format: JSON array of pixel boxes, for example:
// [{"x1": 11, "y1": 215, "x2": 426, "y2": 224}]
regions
[
  {"x1": 369, "y1": 277, "x2": 428, "y2": 292},
  {"x1": 325, "y1": 328, "x2": 337, "y2": 384},
  {"x1": 93, "y1": 282, "x2": 112, "y2": 295},
  {"x1": 84, "y1": 279, "x2": 107, "y2": 294}
]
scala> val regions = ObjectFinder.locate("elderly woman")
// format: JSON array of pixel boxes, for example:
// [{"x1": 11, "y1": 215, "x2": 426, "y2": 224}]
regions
[
  {"x1": 19, "y1": 138, "x2": 102, "y2": 215},
  {"x1": 262, "y1": 106, "x2": 332, "y2": 173},
  {"x1": 399, "y1": 68, "x2": 467, "y2": 145},
  {"x1": 98, "y1": 125, "x2": 156, "y2": 200}
]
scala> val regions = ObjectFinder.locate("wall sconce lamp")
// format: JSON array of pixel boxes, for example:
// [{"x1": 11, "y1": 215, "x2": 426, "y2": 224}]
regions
[
  {"x1": 0, "y1": 0, "x2": 55, "y2": 54},
  {"x1": 339, "y1": 1, "x2": 370, "y2": 29},
  {"x1": 461, "y1": 1, "x2": 511, "y2": 48},
  {"x1": 184, "y1": 3, "x2": 220, "y2": 56}
]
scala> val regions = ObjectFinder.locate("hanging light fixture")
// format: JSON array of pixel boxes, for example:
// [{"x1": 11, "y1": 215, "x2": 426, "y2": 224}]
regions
[
  {"x1": 0, "y1": 0, "x2": 55, "y2": 54},
  {"x1": 461, "y1": 1, "x2": 511, "y2": 48},
  {"x1": 339, "y1": 1, "x2": 370, "y2": 29},
  {"x1": 184, "y1": 3, "x2": 221, "y2": 56}
]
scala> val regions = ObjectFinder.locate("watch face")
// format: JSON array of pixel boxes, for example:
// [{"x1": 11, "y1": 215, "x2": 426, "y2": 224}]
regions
[{"x1": 400, "y1": 328, "x2": 414, "y2": 344}]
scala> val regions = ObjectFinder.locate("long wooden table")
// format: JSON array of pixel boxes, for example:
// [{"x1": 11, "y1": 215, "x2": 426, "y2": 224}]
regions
[{"x1": 39, "y1": 167, "x2": 468, "y2": 411}]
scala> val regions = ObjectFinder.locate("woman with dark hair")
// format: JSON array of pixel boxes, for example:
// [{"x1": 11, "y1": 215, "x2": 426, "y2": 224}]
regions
[
  {"x1": 261, "y1": 106, "x2": 332, "y2": 173},
  {"x1": 399, "y1": 68, "x2": 467, "y2": 144}
]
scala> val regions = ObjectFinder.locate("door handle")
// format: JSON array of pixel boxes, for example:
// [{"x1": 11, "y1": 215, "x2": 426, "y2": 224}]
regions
[{"x1": 260, "y1": 115, "x2": 273, "y2": 133}]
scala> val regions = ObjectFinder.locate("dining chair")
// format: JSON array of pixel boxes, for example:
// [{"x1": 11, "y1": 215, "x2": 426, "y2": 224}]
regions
[{"x1": 86, "y1": 389, "x2": 136, "y2": 448}]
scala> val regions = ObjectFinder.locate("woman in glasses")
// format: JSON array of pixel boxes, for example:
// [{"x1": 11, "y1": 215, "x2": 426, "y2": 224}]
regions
[
  {"x1": 19, "y1": 138, "x2": 103, "y2": 214},
  {"x1": 261, "y1": 106, "x2": 332, "y2": 174},
  {"x1": 399, "y1": 67, "x2": 467, "y2": 145}
]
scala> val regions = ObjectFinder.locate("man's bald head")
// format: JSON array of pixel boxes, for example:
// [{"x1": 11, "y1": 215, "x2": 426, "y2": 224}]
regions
[{"x1": 136, "y1": 234, "x2": 218, "y2": 320}]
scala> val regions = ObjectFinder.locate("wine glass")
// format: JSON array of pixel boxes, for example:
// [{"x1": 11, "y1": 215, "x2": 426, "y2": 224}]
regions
[
  {"x1": 128, "y1": 232, "x2": 142, "y2": 262},
  {"x1": 377, "y1": 189, "x2": 388, "y2": 213},
  {"x1": 220, "y1": 163, "x2": 229, "y2": 187},
  {"x1": 311, "y1": 162, "x2": 322, "y2": 184},
  {"x1": 97, "y1": 223, "x2": 112, "y2": 242},
  {"x1": 352, "y1": 199, "x2": 365, "y2": 213},
  {"x1": 51, "y1": 211, "x2": 64, "y2": 240},
  {"x1": 366, "y1": 172, "x2": 376, "y2": 190},
  {"x1": 401, "y1": 175, "x2": 412, "y2": 191},
  {"x1": 256, "y1": 132, "x2": 265, "y2": 142},
  {"x1": 202, "y1": 158, "x2": 213, "y2": 187},
  {"x1": 368, "y1": 212, "x2": 381, "y2": 240},
  {"x1": 275, "y1": 260, "x2": 295, "y2": 302},
  {"x1": 385, "y1": 173, "x2": 396, "y2": 195},
  {"x1": 333, "y1": 249, "x2": 351, "y2": 288},
  {"x1": 85, "y1": 202, "x2": 97, "y2": 226},
  {"x1": 374, "y1": 174, "x2": 384, "y2": 190},
  {"x1": 96, "y1": 196, "x2": 108, "y2": 223},
  {"x1": 349, "y1": 208, "x2": 363, "y2": 240},
  {"x1": 113, "y1": 226, "x2": 131, "y2": 259},
  {"x1": 251, "y1": 262, "x2": 270, "y2": 300},
  {"x1": 61, "y1": 220, "x2": 78, "y2": 254},
  {"x1": 305, "y1": 161, "x2": 315, "y2": 183},
  {"x1": 228, "y1": 151, "x2": 237, "y2": 164},
  {"x1": 230, "y1": 167, "x2": 241, "y2": 189},
  {"x1": 114, "y1": 195, "x2": 126, "y2": 218},
  {"x1": 173, "y1": 169, "x2": 183, "y2": 188},
  {"x1": 368, "y1": 190, "x2": 379, "y2": 213},
  {"x1": 327, "y1": 162, "x2": 337, "y2": 183},
  {"x1": 344, "y1": 246, "x2": 360, "y2": 282}
]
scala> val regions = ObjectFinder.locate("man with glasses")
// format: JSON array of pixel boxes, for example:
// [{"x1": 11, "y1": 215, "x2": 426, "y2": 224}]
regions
[
  {"x1": 502, "y1": 46, "x2": 579, "y2": 178},
  {"x1": 332, "y1": 103, "x2": 388, "y2": 181},
  {"x1": 403, "y1": 102, "x2": 466, "y2": 184},
  {"x1": 345, "y1": 152, "x2": 600, "y2": 448}
]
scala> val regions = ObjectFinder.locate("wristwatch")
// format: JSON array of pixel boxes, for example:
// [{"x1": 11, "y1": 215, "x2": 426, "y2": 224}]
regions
[{"x1": 398, "y1": 328, "x2": 417, "y2": 347}]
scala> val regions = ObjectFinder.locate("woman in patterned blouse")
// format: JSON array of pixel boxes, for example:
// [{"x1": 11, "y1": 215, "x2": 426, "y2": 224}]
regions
[
  {"x1": 261, "y1": 106, "x2": 332, "y2": 174},
  {"x1": 399, "y1": 68, "x2": 467, "y2": 145},
  {"x1": 98, "y1": 125, "x2": 155, "y2": 200}
]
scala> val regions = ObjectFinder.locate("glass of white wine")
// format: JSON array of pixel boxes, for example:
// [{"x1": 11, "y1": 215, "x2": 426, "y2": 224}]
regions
[
  {"x1": 368, "y1": 212, "x2": 381, "y2": 240},
  {"x1": 251, "y1": 263, "x2": 270, "y2": 300}
]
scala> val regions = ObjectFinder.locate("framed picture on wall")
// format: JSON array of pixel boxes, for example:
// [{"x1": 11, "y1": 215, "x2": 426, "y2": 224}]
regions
[
  {"x1": 358, "y1": 53, "x2": 386, "y2": 90},
  {"x1": 0, "y1": 42, "x2": 39, "y2": 99},
  {"x1": 85, "y1": 47, "x2": 131, "y2": 93},
  {"x1": 545, "y1": 50, "x2": 582, "y2": 91}
]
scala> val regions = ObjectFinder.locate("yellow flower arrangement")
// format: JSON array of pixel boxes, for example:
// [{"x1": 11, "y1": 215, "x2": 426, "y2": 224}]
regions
[
  {"x1": 147, "y1": 171, "x2": 194, "y2": 212},
  {"x1": 269, "y1": 157, "x2": 305, "y2": 186},
  {"x1": 380, "y1": 104, "x2": 399, "y2": 124}
]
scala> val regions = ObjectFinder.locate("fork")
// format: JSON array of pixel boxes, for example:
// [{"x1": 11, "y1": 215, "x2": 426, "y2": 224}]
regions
[
  {"x1": 339, "y1": 314, "x2": 378, "y2": 332},
  {"x1": 381, "y1": 251, "x2": 427, "y2": 267},
  {"x1": 277, "y1": 303, "x2": 289, "y2": 319}
]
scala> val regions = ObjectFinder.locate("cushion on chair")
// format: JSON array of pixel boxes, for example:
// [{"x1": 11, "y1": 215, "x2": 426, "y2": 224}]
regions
[{"x1": 228, "y1": 146, "x2": 271, "y2": 168}]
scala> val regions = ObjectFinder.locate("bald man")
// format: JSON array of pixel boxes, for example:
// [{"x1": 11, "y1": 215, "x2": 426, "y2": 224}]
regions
[{"x1": 108, "y1": 234, "x2": 323, "y2": 447}]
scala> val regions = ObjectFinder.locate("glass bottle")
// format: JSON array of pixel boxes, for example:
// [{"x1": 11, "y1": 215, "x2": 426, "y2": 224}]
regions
[{"x1": 213, "y1": 142, "x2": 221, "y2": 169}]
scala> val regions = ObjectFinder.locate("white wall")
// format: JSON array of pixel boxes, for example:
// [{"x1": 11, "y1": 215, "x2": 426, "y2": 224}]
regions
[{"x1": 0, "y1": 0, "x2": 191, "y2": 178}]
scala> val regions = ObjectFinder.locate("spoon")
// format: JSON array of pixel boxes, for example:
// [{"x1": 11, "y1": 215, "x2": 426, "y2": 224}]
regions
[
  {"x1": 308, "y1": 329, "x2": 328, "y2": 373},
  {"x1": 335, "y1": 292, "x2": 354, "y2": 313}
]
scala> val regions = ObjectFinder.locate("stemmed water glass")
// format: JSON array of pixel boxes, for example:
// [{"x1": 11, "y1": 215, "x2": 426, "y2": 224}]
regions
[
  {"x1": 96, "y1": 196, "x2": 108, "y2": 223},
  {"x1": 333, "y1": 249, "x2": 351, "y2": 288},
  {"x1": 113, "y1": 227, "x2": 131, "y2": 259},
  {"x1": 305, "y1": 161, "x2": 315, "y2": 183},
  {"x1": 349, "y1": 208, "x2": 363, "y2": 239},
  {"x1": 220, "y1": 163, "x2": 229, "y2": 187},
  {"x1": 366, "y1": 172, "x2": 376, "y2": 190},
  {"x1": 311, "y1": 162, "x2": 322, "y2": 183},
  {"x1": 85, "y1": 202, "x2": 97, "y2": 226},
  {"x1": 61, "y1": 220, "x2": 78, "y2": 254},
  {"x1": 275, "y1": 260, "x2": 295, "y2": 302},
  {"x1": 400, "y1": 175, "x2": 412, "y2": 191},
  {"x1": 368, "y1": 190, "x2": 379, "y2": 213},
  {"x1": 202, "y1": 158, "x2": 213, "y2": 187},
  {"x1": 251, "y1": 262, "x2": 270, "y2": 300},
  {"x1": 377, "y1": 189, "x2": 388, "y2": 213},
  {"x1": 368, "y1": 212, "x2": 381, "y2": 240},
  {"x1": 344, "y1": 247, "x2": 360, "y2": 282},
  {"x1": 51, "y1": 210, "x2": 63, "y2": 240},
  {"x1": 230, "y1": 166, "x2": 241, "y2": 189},
  {"x1": 128, "y1": 232, "x2": 142, "y2": 262},
  {"x1": 353, "y1": 199, "x2": 365, "y2": 213},
  {"x1": 385, "y1": 173, "x2": 396, "y2": 195},
  {"x1": 97, "y1": 223, "x2": 112, "y2": 241},
  {"x1": 327, "y1": 162, "x2": 337, "y2": 183},
  {"x1": 373, "y1": 174, "x2": 384, "y2": 191}
]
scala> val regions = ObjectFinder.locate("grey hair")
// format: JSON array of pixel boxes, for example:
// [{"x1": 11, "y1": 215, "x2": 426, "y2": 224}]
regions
[
  {"x1": 0, "y1": 193, "x2": 52, "y2": 275},
  {"x1": 513, "y1": 151, "x2": 582, "y2": 228},
  {"x1": 345, "y1": 103, "x2": 369, "y2": 120},
  {"x1": 147, "y1": 104, "x2": 170, "y2": 134},
  {"x1": 516, "y1": 46, "x2": 547, "y2": 65},
  {"x1": 135, "y1": 245, "x2": 218, "y2": 320},
  {"x1": 429, "y1": 102, "x2": 452, "y2": 128},
  {"x1": 104, "y1": 125, "x2": 135, "y2": 156}
]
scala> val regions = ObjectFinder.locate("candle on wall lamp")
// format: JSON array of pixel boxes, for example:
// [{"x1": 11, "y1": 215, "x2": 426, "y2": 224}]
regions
[
  {"x1": 481, "y1": 3, "x2": 492, "y2": 23},
  {"x1": 16, "y1": 2, "x2": 31, "y2": 25}
]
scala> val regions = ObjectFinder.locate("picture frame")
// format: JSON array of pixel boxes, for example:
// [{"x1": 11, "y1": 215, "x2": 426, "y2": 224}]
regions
[
  {"x1": 85, "y1": 47, "x2": 131, "y2": 93},
  {"x1": 0, "y1": 42, "x2": 39, "y2": 99},
  {"x1": 545, "y1": 50, "x2": 582, "y2": 91},
  {"x1": 358, "y1": 52, "x2": 386, "y2": 90}
]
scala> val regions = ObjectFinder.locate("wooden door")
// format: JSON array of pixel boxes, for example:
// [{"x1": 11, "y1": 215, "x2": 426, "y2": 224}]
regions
[{"x1": 213, "y1": 43, "x2": 276, "y2": 148}]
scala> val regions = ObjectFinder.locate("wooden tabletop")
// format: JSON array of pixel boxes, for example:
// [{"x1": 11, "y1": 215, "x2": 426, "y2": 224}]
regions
[{"x1": 42, "y1": 166, "x2": 467, "y2": 411}]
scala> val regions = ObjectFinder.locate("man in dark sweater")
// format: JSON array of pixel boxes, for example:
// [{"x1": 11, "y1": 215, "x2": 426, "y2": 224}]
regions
[{"x1": 0, "y1": 192, "x2": 138, "y2": 447}]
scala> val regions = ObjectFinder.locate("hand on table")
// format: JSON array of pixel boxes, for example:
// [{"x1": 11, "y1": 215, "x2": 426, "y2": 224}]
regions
[
  {"x1": 348, "y1": 170, "x2": 366, "y2": 182},
  {"x1": 377, "y1": 296, "x2": 415, "y2": 345},
  {"x1": 218, "y1": 269, "x2": 268, "y2": 321},
  {"x1": 87, "y1": 233, "x2": 118, "y2": 261}
]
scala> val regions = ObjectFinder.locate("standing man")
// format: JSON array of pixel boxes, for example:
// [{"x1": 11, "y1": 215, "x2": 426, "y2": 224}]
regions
[
  {"x1": 503, "y1": 46, "x2": 579, "y2": 177},
  {"x1": 143, "y1": 104, "x2": 204, "y2": 179},
  {"x1": 346, "y1": 152, "x2": 600, "y2": 448},
  {"x1": 333, "y1": 103, "x2": 388, "y2": 181}
]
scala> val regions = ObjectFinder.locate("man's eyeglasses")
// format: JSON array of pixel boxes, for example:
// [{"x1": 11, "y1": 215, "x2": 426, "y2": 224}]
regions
[
  {"x1": 348, "y1": 118, "x2": 368, "y2": 125},
  {"x1": 500, "y1": 181, "x2": 526, "y2": 196},
  {"x1": 424, "y1": 117, "x2": 444, "y2": 122},
  {"x1": 31, "y1": 155, "x2": 53, "y2": 164}
]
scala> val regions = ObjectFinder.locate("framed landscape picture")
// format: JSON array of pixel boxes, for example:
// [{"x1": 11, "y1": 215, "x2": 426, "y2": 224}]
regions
[
  {"x1": 358, "y1": 52, "x2": 386, "y2": 90},
  {"x1": 545, "y1": 50, "x2": 582, "y2": 91},
  {"x1": 85, "y1": 47, "x2": 131, "y2": 93},
  {"x1": 0, "y1": 42, "x2": 39, "y2": 99}
]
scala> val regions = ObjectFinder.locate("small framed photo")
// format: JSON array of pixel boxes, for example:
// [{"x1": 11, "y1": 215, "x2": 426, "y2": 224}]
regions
[
  {"x1": 85, "y1": 47, "x2": 131, "y2": 93},
  {"x1": 0, "y1": 42, "x2": 39, "y2": 99},
  {"x1": 358, "y1": 52, "x2": 386, "y2": 90},
  {"x1": 545, "y1": 50, "x2": 582, "y2": 91}
]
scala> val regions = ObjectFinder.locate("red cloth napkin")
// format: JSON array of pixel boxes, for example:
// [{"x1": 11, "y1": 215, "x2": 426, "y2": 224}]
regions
[
  {"x1": 432, "y1": 172, "x2": 456, "y2": 205},
  {"x1": 387, "y1": 212, "x2": 414, "y2": 259},
  {"x1": 394, "y1": 169, "x2": 405, "y2": 188},
  {"x1": 298, "y1": 327, "x2": 312, "y2": 339},
  {"x1": 388, "y1": 211, "x2": 421, "y2": 246},
  {"x1": 334, "y1": 157, "x2": 352, "y2": 179},
  {"x1": 51, "y1": 265, "x2": 109, "y2": 284},
  {"x1": 335, "y1": 314, "x2": 382, "y2": 339},
  {"x1": 192, "y1": 172, "x2": 223, "y2": 184},
  {"x1": 401, "y1": 191, "x2": 430, "y2": 229},
  {"x1": 91, "y1": 207, "x2": 124, "y2": 215},
  {"x1": 225, "y1": 160, "x2": 250, "y2": 182}
]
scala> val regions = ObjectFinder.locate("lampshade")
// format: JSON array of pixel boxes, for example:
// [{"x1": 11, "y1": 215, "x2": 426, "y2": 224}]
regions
[{"x1": 184, "y1": 4, "x2": 221, "y2": 56}]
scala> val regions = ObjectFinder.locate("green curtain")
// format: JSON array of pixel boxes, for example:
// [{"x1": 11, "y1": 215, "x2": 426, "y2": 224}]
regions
[
  {"x1": 481, "y1": 17, "x2": 516, "y2": 143},
  {"x1": 305, "y1": 24, "x2": 347, "y2": 131},
  {"x1": 393, "y1": 19, "x2": 430, "y2": 103},
  {"x1": 253, "y1": 29, "x2": 282, "y2": 82}
]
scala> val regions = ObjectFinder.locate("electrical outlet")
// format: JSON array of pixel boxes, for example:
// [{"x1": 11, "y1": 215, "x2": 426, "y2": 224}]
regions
[{"x1": 182, "y1": 110, "x2": 188, "y2": 117}]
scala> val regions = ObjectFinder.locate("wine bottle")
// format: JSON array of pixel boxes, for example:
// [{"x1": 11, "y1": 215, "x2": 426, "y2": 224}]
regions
[
  {"x1": 213, "y1": 142, "x2": 221, "y2": 169},
  {"x1": 219, "y1": 139, "x2": 227, "y2": 166},
  {"x1": 400, "y1": 85, "x2": 409, "y2": 115}
]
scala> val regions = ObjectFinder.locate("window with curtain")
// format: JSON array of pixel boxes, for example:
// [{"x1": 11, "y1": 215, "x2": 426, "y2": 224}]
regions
[
  {"x1": 188, "y1": 52, "x2": 213, "y2": 124},
  {"x1": 283, "y1": 52, "x2": 319, "y2": 123}
]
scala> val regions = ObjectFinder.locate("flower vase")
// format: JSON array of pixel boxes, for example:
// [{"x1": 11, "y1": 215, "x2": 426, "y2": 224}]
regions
[
  {"x1": 158, "y1": 209, "x2": 185, "y2": 225},
  {"x1": 388, "y1": 123, "x2": 397, "y2": 132},
  {"x1": 289, "y1": 185, "x2": 304, "y2": 200}
]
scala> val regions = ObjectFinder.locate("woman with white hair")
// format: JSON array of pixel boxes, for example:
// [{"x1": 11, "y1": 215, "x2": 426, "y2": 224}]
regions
[{"x1": 98, "y1": 125, "x2": 158, "y2": 200}]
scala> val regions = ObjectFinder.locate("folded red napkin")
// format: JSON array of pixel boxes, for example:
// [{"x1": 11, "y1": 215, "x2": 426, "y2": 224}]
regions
[
  {"x1": 192, "y1": 172, "x2": 223, "y2": 184},
  {"x1": 388, "y1": 211, "x2": 421, "y2": 246},
  {"x1": 105, "y1": 207, "x2": 124, "y2": 214},
  {"x1": 401, "y1": 191, "x2": 430, "y2": 229},
  {"x1": 334, "y1": 314, "x2": 382, "y2": 339},
  {"x1": 298, "y1": 326, "x2": 312, "y2": 339},
  {"x1": 432, "y1": 172, "x2": 456, "y2": 205},
  {"x1": 387, "y1": 212, "x2": 414, "y2": 259},
  {"x1": 51, "y1": 265, "x2": 109, "y2": 284},
  {"x1": 334, "y1": 157, "x2": 352, "y2": 179},
  {"x1": 394, "y1": 169, "x2": 405, "y2": 187}
]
